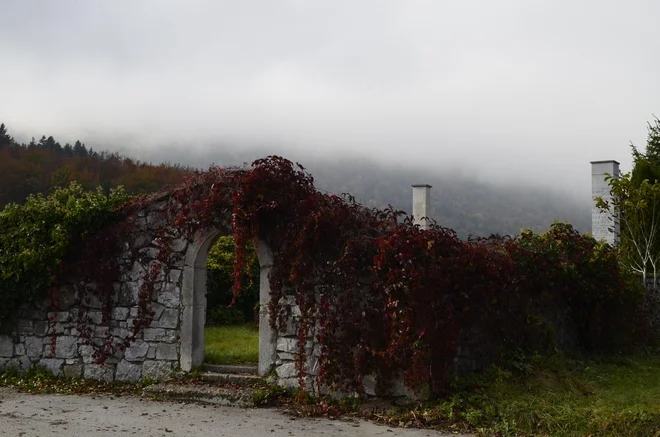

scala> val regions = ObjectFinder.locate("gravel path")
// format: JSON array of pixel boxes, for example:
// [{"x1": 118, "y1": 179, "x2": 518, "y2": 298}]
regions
[{"x1": 0, "y1": 388, "x2": 468, "y2": 437}]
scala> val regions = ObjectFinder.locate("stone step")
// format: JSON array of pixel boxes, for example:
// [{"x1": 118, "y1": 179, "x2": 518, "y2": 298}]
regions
[
  {"x1": 201, "y1": 363, "x2": 258, "y2": 375},
  {"x1": 143, "y1": 382, "x2": 255, "y2": 407},
  {"x1": 198, "y1": 371, "x2": 266, "y2": 387}
]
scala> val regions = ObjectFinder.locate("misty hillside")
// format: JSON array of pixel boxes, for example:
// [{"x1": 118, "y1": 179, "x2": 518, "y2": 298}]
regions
[
  {"x1": 309, "y1": 160, "x2": 591, "y2": 237},
  {"x1": 134, "y1": 146, "x2": 591, "y2": 237},
  {"x1": 1, "y1": 123, "x2": 591, "y2": 237}
]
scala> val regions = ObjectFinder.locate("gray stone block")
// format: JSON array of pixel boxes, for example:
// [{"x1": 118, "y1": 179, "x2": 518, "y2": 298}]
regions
[
  {"x1": 362, "y1": 374, "x2": 377, "y2": 397},
  {"x1": 7, "y1": 356, "x2": 31, "y2": 372},
  {"x1": 110, "y1": 327, "x2": 130, "y2": 339},
  {"x1": 0, "y1": 335, "x2": 13, "y2": 357},
  {"x1": 155, "y1": 344, "x2": 178, "y2": 360},
  {"x1": 171, "y1": 239, "x2": 187, "y2": 253},
  {"x1": 276, "y1": 337, "x2": 298, "y2": 353},
  {"x1": 47, "y1": 311, "x2": 70, "y2": 322},
  {"x1": 125, "y1": 262, "x2": 146, "y2": 282},
  {"x1": 116, "y1": 360, "x2": 142, "y2": 382},
  {"x1": 63, "y1": 363, "x2": 83, "y2": 378},
  {"x1": 278, "y1": 377, "x2": 299, "y2": 389},
  {"x1": 142, "y1": 360, "x2": 173, "y2": 380},
  {"x1": 47, "y1": 323, "x2": 65, "y2": 335},
  {"x1": 275, "y1": 362, "x2": 297, "y2": 379},
  {"x1": 17, "y1": 319, "x2": 34, "y2": 334},
  {"x1": 279, "y1": 319, "x2": 299, "y2": 336},
  {"x1": 33, "y1": 321, "x2": 48, "y2": 336},
  {"x1": 119, "y1": 281, "x2": 140, "y2": 306},
  {"x1": 150, "y1": 303, "x2": 165, "y2": 320},
  {"x1": 13, "y1": 343, "x2": 25, "y2": 356},
  {"x1": 306, "y1": 357, "x2": 320, "y2": 376},
  {"x1": 78, "y1": 345, "x2": 97, "y2": 364},
  {"x1": 124, "y1": 340, "x2": 149, "y2": 361},
  {"x1": 93, "y1": 326, "x2": 109, "y2": 338},
  {"x1": 156, "y1": 283, "x2": 180, "y2": 308},
  {"x1": 143, "y1": 328, "x2": 175, "y2": 342},
  {"x1": 139, "y1": 247, "x2": 160, "y2": 259},
  {"x1": 277, "y1": 352, "x2": 295, "y2": 361},
  {"x1": 82, "y1": 292, "x2": 103, "y2": 309},
  {"x1": 84, "y1": 364, "x2": 115, "y2": 382},
  {"x1": 39, "y1": 358, "x2": 64, "y2": 376},
  {"x1": 156, "y1": 309, "x2": 179, "y2": 329},
  {"x1": 111, "y1": 307, "x2": 130, "y2": 321},
  {"x1": 87, "y1": 311, "x2": 103, "y2": 324},
  {"x1": 55, "y1": 336, "x2": 78, "y2": 358},
  {"x1": 168, "y1": 269, "x2": 182, "y2": 283}
]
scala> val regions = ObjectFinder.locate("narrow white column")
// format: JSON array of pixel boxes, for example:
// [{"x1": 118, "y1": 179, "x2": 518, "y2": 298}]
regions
[
  {"x1": 257, "y1": 241, "x2": 277, "y2": 376},
  {"x1": 412, "y1": 184, "x2": 432, "y2": 230},
  {"x1": 591, "y1": 160, "x2": 620, "y2": 245}
]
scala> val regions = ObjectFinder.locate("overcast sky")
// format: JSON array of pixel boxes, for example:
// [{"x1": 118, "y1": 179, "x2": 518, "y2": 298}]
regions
[{"x1": 1, "y1": 0, "x2": 658, "y2": 199}]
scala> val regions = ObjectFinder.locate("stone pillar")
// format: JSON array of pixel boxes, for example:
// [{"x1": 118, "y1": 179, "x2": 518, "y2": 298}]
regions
[
  {"x1": 412, "y1": 184, "x2": 432, "y2": 230},
  {"x1": 591, "y1": 160, "x2": 620, "y2": 245},
  {"x1": 181, "y1": 230, "x2": 220, "y2": 372},
  {"x1": 257, "y1": 241, "x2": 277, "y2": 376}
]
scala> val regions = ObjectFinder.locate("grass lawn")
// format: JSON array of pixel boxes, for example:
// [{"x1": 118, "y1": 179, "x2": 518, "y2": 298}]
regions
[
  {"x1": 383, "y1": 354, "x2": 660, "y2": 436},
  {"x1": 204, "y1": 324, "x2": 259, "y2": 365}
]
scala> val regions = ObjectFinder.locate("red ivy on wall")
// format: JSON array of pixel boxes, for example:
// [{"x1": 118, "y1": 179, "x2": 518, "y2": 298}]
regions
[{"x1": 57, "y1": 156, "x2": 645, "y2": 395}]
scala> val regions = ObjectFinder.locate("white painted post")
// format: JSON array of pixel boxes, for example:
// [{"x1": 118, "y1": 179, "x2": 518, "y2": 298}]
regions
[
  {"x1": 412, "y1": 184, "x2": 432, "y2": 230},
  {"x1": 257, "y1": 241, "x2": 277, "y2": 376},
  {"x1": 591, "y1": 160, "x2": 620, "y2": 245}
]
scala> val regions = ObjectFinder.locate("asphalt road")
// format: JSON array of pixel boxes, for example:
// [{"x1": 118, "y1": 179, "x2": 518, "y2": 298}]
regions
[{"x1": 0, "y1": 388, "x2": 468, "y2": 437}]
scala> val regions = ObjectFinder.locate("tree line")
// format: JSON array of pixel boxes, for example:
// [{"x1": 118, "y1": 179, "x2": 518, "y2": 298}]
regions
[{"x1": 0, "y1": 122, "x2": 192, "y2": 208}]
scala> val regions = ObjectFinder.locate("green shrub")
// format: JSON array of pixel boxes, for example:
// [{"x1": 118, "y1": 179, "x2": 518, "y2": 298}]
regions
[
  {"x1": 510, "y1": 222, "x2": 647, "y2": 353},
  {"x1": 0, "y1": 182, "x2": 130, "y2": 325},
  {"x1": 205, "y1": 235, "x2": 259, "y2": 325}
]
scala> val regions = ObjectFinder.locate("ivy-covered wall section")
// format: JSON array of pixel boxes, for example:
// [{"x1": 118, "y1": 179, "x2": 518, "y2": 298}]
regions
[
  {"x1": 0, "y1": 195, "x2": 192, "y2": 381},
  {"x1": 0, "y1": 156, "x2": 651, "y2": 396}
]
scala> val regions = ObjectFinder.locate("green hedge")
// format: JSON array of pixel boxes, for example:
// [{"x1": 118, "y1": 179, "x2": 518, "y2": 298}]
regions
[{"x1": 0, "y1": 183, "x2": 131, "y2": 324}]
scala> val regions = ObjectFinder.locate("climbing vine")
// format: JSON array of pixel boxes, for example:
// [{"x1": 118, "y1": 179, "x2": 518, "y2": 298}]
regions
[
  {"x1": 0, "y1": 156, "x2": 647, "y2": 395},
  {"x1": 0, "y1": 183, "x2": 130, "y2": 324}
]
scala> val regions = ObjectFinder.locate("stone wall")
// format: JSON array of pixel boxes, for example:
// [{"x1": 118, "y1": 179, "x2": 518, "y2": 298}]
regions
[
  {"x1": 271, "y1": 295, "x2": 320, "y2": 390},
  {"x1": 0, "y1": 198, "x2": 192, "y2": 382},
  {"x1": 0, "y1": 194, "x2": 426, "y2": 398},
  {"x1": 269, "y1": 289, "x2": 416, "y2": 398}
]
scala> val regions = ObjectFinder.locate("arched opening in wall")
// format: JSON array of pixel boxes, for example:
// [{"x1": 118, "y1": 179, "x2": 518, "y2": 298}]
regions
[
  {"x1": 180, "y1": 230, "x2": 276, "y2": 375},
  {"x1": 204, "y1": 234, "x2": 260, "y2": 367}
]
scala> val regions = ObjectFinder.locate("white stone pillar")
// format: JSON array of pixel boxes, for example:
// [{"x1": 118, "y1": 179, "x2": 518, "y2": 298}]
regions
[
  {"x1": 257, "y1": 241, "x2": 277, "y2": 376},
  {"x1": 412, "y1": 184, "x2": 432, "y2": 230},
  {"x1": 591, "y1": 160, "x2": 620, "y2": 245}
]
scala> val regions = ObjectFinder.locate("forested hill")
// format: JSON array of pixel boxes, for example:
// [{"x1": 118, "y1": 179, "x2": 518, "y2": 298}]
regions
[
  {"x1": 0, "y1": 123, "x2": 193, "y2": 207},
  {"x1": 0, "y1": 123, "x2": 590, "y2": 237}
]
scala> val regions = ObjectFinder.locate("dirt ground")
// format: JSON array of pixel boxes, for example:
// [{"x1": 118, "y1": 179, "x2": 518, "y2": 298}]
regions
[{"x1": 0, "y1": 388, "x2": 468, "y2": 437}]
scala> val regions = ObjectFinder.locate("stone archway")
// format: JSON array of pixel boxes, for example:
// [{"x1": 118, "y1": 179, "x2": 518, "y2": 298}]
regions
[{"x1": 179, "y1": 230, "x2": 277, "y2": 375}]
